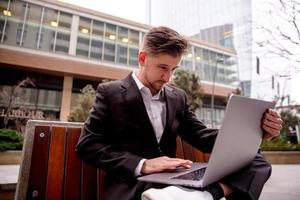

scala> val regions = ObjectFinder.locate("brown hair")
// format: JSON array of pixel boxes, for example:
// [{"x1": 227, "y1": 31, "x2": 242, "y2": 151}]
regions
[{"x1": 142, "y1": 26, "x2": 188, "y2": 57}]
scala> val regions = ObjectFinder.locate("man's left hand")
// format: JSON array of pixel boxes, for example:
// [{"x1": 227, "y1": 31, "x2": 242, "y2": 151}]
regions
[{"x1": 262, "y1": 109, "x2": 283, "y2": 140}]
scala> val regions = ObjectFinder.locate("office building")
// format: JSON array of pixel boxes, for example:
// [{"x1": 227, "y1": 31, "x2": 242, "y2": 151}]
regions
[{"x1": 0, "y1": 0, "x2": 238, "y2": 128}]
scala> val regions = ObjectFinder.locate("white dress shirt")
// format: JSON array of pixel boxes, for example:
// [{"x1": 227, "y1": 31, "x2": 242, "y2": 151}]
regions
[
  {"x1": 132, "y1": 72, "x2": 167, "y2": 176},
  {"x1": 132, "y1": 72, "x2": 166, "y2": 142}
]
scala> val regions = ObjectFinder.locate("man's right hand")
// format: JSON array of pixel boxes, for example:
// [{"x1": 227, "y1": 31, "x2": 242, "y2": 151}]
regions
[{"x1": 141, "y1": 156, "x2": 193, "y2": 175}]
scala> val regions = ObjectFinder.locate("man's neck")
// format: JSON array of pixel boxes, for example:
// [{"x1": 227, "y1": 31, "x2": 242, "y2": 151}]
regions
[{"x1": 134, "y1": 71, "x2": 160, "y2": 96}]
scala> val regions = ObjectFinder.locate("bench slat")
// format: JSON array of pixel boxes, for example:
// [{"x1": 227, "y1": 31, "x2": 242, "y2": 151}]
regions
[
  {"x1": 176, "y1": 137, "x2": 184, "y2": 159},
  {"x1": 204, "y1": 153, "x2": 210, "y2": 162},
  {"x1": 181, "y1": 140, "x2": 195, "y2": 161},
  {"x1": 17, "y1": 121, "x2": 210, "y2": 200},
  {"x1": 97, "y1": 169, "x2": 106, "y2": 200},
  {"x1": 64, "y1": 127, "x2": 82, "y2": 200},
  {"x1": 193, "y1": 148, "x2": 206, "y2": 162},
  {"x1": 26, "y1": 126, "x2": 51, "y2": 200},
  {"x1": 81, "y1": 163, "x2": 97, "y2": 200},
  {"x1": 46, "y1": 126, "x2": 67, "y2": 200}
]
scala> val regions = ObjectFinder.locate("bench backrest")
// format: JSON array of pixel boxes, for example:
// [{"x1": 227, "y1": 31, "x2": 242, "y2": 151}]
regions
[{"x1": 15, "y1": 120, "x2": 209, "y2": 200}]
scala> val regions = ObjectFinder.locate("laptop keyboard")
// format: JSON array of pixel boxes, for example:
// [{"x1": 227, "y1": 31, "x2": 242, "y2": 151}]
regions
[{"x1": 171, "y1": 167, "x2": 206, "y2": 181}]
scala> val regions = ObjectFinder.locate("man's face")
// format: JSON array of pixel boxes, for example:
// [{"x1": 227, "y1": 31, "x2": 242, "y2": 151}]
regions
[{"x1": 138, "y1": 52, "x2": 181, "y2": 95}]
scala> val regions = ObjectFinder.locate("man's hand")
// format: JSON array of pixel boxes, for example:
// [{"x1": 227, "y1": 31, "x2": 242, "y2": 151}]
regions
[
  {"x1": 262, "y1": 108, "x2": 283, "y2": 140},
  {"x1": 141, "y1": 156, "x2": 193, "y2": 175}
]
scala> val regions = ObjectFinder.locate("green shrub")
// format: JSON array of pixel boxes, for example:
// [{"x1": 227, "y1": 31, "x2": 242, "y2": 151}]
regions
[
  {"x1": 261, "y1": 138, "x2": 300, "y2": 151},
  {"x1": 0, "y1": 129, "x2": 23, "y2": 151}
]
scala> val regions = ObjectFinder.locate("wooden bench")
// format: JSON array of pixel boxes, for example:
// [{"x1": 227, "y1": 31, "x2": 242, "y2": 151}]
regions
[{"x1": 15, "y1": 120, "x2": 210, "y2": 200}]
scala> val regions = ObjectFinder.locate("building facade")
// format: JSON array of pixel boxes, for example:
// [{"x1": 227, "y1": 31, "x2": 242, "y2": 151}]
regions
[
  {"x1": 0, "y1": 0, "x2": 238, "y2": 128},
  {"x1": 149, "y1": 0, "x2": 252, "y2": 97}
]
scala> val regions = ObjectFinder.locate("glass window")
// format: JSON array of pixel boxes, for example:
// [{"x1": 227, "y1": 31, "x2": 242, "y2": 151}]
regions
[
  {"x1": 76, "y1": 17, "x2": 91, "y2": 57},
  {"x1": 104, "y1": 23, "x2": 116, "y2": 62},
  {"x1": 0, "y1": 85, "x2": 11, "y2": 107},
  {"x1": 117, "y1": 26, "x2": 128, "y2": 64},
  {"x1": 0, "y1": 0, "x2": 9, "y2": 41},
  {"x1": 224, "y1": 56, "x2": 238, "y2": 86},
  {"x1": 22, "y1": 3, "x2": 42, "y2": 49},
  {"x1": 194, "y1": 47, "x2": 203, "y2": 79},
  {"x1": 39, "y1": 8, "x2": 58, "y2": 51},
  {"x1": 181, "y1": 47, "x2": 193, "y2": 71},
  {"x1": 128, "y1": 29, "x2": 139, "y2": 67},
  {"x1": 215, "y1": 54, "x2": 224, "y2": 84},
  {"x1": 90, "y1": 20, "x2": 104, "y2": 60},
  {"x1": 37, "y1": 89, "x2": 62, "y2": 111},
  {"x1": 3, "y1": 0, "x2": 26, "y2": 46},
  {"x1": 210, "y1": 51, "x2": 217, "y2": 83},
  {"x1": 54, "y1": 12, "x2": 71, "y2": 53}
]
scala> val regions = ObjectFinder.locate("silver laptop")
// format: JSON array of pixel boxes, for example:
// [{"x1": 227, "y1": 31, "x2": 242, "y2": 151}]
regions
[{"x1": 138, "y1": 94, "x2": 275, "y2": 188}]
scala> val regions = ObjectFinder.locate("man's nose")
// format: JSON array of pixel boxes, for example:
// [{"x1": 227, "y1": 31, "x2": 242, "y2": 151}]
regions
[{"x1": 162, "y1": 71, "x2": 172, "y2": 82}]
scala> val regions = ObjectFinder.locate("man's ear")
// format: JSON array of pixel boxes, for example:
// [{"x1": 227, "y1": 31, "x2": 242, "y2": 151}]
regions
[{"x1": 138, "y1": 52, "x2": 146, "y2": 66}]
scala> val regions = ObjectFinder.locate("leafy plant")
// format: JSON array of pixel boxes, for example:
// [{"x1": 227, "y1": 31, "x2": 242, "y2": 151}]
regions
[
  {"x1": 172, "y1": 69, "x2": 204, "y2": 112},
  {"x1": 68, "y1": 85, "x2": 96, "y2": 122},
  {"x1": 279, "y1": 110, "x2": 300, "y2": 141},
  {"x1": 2, "y1": 77, "x2": 35, "y2": 129},
  {"x1": 261, "y1": 138, "x2": 300, "y2": 151},
  {"x1": 0, "y1": 129, "x2": 23, "y2": 151}
]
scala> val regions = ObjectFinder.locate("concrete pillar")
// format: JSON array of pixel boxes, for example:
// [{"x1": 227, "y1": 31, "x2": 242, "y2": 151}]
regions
[
  {"x1": 69, "y1": 15, "x2": 79, "y2": 56},
  {"x1": 60, "y1": 76, "x2": 73, "y2": 121}
]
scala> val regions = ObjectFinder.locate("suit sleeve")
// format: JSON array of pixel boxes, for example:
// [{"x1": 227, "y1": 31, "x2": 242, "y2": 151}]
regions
[{"x1": 76, "y1": 84, "x2": 143, "y2": 181}]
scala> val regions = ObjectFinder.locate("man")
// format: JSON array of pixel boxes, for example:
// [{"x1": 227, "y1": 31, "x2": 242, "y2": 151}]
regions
[{"x1": 76, "y1": 26, "x2": 283, "y2": 200}]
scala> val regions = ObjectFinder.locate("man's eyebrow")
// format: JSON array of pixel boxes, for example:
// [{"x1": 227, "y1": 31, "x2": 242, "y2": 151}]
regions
[
  {"x1": 158, "y1": 64, "x2": 179, "y2": 69},
  {"x1": 157, "y1": 63, "x2": 169, "y2": 67}
]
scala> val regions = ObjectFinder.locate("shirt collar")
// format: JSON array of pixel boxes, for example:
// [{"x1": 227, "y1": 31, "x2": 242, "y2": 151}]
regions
[{"x1": 132, "y1": 71, "x2": 164, "y2": 99}]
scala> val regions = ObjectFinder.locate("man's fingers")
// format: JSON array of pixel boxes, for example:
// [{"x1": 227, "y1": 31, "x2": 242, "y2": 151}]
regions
[
  {"x1": 262, "y1": 124, "x2": 280, "y2": 138},
  {"x1": 261, "y1": 109, "x2": 283, "y2": 140},
  {"x1": 265, "y1": 112, "x2": 283, "y2": 124},
  {"x1": 263, "y1": 118, "x2": 282, "y2": 130},
  {"x1": 141, "y1": 157, "x2": 193, "y2": 174}
]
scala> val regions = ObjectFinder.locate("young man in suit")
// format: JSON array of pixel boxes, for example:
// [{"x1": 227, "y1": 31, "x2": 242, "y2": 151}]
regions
[{"x1": 76, "y1": 26, "x2": 283, "y2": 200}]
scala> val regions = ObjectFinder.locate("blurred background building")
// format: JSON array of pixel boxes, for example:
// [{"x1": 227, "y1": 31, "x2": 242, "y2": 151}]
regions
[
  {"x1": 149, "y1": 0, "x2": 252, "y2": 97},
  {"x1": 0, "y1": 0, "x2": 238, "y2": 128},
  {"x1": 148, "y1": 0, "x2": 292, "y2": 104}
]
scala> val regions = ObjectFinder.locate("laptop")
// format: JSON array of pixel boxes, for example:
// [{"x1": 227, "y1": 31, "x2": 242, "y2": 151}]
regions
[{"x1": 138, "y1": 94, "x2": 275, "y2": 188}]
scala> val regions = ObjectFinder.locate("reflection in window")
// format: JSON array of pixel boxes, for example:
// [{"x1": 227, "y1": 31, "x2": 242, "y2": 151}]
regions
[
  {"x1": 0, "y1": 0, "x2": 9, "y2": 41},
  {"x1": 3, "y1": 0, "x2": 25, "y2": 46},
  {"x1": 104, "y1": 23, "x2": 116, "y2": 62},
  {"x1": 39, "y1": 8, "x2": 57, "y2": 51},
  {"x1": 194, "y1": 47, "x2": 203, "y2": 79},
  {"x1": 54, "y1": 12, "x2": 71, "y2": 53},
  {"x1": 76, "y1": 17, "x2": 91, "y2": 57},
  {"x1": 37, "y1": 89, "x2": 62, "y2": 111},
  {"x1": 22, "y1": 3, "x2": 42, "y2": 49},
  {"x1": 90, "y1": 20, "x2": 104, "y2": 59},
  {"x1": 129, "y1": 29, "x2": 139, "y2": 66},
  {"x1": 181, "y1": 47, "x2": 193, "y2": 71},
  {"x1": 0, "y1": 85, "x2": 61, "y2": 111},
  {"x1": 117, "y1": 26, "x2": 128, "y2": 64},
  {"x1": 0, "y1": 1, "x2": 143, "y2": 68}
]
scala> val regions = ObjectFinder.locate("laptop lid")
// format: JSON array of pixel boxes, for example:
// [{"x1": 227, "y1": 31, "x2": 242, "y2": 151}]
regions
[
  {"x1": 138, "y1": 95, "x2": 275, "y2": 188},
  {"x1": 201, "y1": 94, "x2": 275, "y2": 186}
]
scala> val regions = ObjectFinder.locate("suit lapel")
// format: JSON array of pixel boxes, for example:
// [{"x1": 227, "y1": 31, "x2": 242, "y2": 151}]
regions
[
  {"x1": 164, "y1": 85, "x2": 178, "y2": 132},
  {"x1": 120, "y1": 74, "x2": 158, "y2": 143}
]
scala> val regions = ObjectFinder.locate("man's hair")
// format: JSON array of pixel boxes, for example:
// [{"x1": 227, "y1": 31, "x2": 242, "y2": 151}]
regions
[{"x1": 142, "y1": 26, "x2": 188, "y2": 57}]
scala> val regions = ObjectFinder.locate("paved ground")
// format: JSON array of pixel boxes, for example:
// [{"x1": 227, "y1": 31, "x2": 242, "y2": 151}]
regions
[
  {"x1": 260, "y1": 164, "x2": 300, "y2": 200},
  {"x1": 0, "y1": 164, "x2": 299, "y2": 199},
  {"x1": 0, "y1": 165, "x2": 19, "y2": 189}
]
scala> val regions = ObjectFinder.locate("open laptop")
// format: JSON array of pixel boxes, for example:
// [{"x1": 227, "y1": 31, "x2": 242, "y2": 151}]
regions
[{"x1": 138, "y1": 94, "x2": 275, "y2": 188}]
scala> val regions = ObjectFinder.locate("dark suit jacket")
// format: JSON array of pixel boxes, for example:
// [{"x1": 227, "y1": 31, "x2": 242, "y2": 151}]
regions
[{"x1": 76, "y1": 74, "x2": 271, "y2": 200}]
